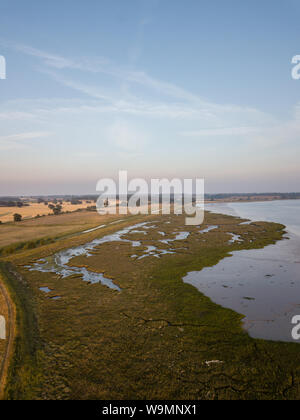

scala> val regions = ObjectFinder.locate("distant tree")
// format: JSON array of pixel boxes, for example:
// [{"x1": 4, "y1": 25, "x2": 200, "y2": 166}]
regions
[
  {"x1": 48, "y1": 204, "x2": 55, "y2": 210},
  {"x1": 87, "y1": 205, "x2": 96, "y2": 212},
  {"x1": 13, "y1": 213, "x2": 22, "y2": 222},
  {"x1": 53, "y1": 204, "x2": 62, "y2": 215},
  {"x1": 104, "y1": 198, "x2": 109, "y2": 207}
]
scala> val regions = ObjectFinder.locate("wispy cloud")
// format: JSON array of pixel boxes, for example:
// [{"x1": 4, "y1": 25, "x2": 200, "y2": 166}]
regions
[
  {"x1": 1, "y1": 41, "x2": 277, "y2": 128},
  {"x1": 181, "y1": 106, "x2": 300, "y2": 151},
  {"x1": 0, "y1": 131, "x2": 51, "y2": 150},
  {"x1": 1, "y1": 40, "x2": 85, "y2": 70},
  {"x1": 0, "y1": 111, "x2": 36, "y2": 120},
  {"x1": 1, "y1": 40, "x2": 247, "y2": 108},
  {"x1": 1, "y1": 40, "x2": 297, "y2": 154},
  {"x1": 181, "y1": 126, "x2": 261, "y2": 137},
  {"x1": 13, "y1": 44, "x2": 74, "y2": 69}
]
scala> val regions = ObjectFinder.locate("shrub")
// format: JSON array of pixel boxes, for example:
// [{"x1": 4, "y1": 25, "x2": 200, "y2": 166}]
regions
[{"x1": 13, "y1": 213, "x2": 22, "y2": 222}]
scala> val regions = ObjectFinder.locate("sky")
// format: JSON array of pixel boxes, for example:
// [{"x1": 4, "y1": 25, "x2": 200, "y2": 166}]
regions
[{"x1": 1, "y1": 0, "x2": 300, "y2": 195}]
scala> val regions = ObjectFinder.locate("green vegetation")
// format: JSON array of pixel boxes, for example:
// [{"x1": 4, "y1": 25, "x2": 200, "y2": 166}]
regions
[
  {"x1": 52, "y1": 205, "x2": 62, "y2": 215},
  {"x1": 13, "y1": 214, "x2": 22, "y2": 222},
  {"x1": 1, "y1": 211, "x2": 300, "y2": 399},
  {"x1": 0, "y1": 237, "x2": 57, "y2": 257},
  {"x1": 0, "y1": 262, "x2": 41, "y2": 399}
]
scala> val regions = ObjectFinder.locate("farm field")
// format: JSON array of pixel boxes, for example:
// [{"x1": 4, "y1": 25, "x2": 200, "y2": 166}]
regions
[
  {"x1": 1, "y1": 210, "x2": 300, "y2": 400},
  {"x1": 0, "y1": 210, "x2": 128, "y2": 251},
  {"x1": 0, "y1": 201, "x2": 94, "y2": 224}
]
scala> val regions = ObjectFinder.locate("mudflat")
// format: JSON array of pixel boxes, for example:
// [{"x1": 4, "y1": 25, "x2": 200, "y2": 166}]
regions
[{"x1": 2, "y1": 210, "x2": 300, "y2": 400}]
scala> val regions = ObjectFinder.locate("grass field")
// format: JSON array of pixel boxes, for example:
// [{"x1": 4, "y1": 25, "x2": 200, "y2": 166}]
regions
[
  {"x1": 0, "y1": 210, "x2": 129, "y2": 252},
  {"x1": 1, "y1": 210, "x2": 300, "y2": 399}
]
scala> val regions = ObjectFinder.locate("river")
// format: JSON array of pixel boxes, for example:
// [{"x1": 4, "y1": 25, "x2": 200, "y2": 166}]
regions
[{"x1": 185, "y1": 200, "x2": 300, "y2": 343}]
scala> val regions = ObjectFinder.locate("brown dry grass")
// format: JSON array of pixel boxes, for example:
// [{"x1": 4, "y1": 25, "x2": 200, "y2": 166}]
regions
[
  {"x1": 0, "y1": 201, "x2": 93, "y2": 224},
  {"x1": 0, "y1": 210, "x2": 130, "y2": 249}
]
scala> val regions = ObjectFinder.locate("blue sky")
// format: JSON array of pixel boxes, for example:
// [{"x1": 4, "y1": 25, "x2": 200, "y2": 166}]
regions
[{"x1": 1, "y1": 0, "x2": 300, "y2": 195}]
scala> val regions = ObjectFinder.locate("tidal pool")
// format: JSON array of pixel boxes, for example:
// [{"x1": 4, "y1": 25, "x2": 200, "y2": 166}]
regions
[
  {"x1": 199, "y1": 225, "x2": 218, "y2": 234},
  {"x1": 39, "y1": 287, "x2": 52, "y2": 293},
  {"x1": 228, "y1": 233, "x2": 243, "y2": 244},
  {"x1": 28, "y1": 222, "x2": 152, "y2": 291},
  {"x1": 81, "y1": 224, "x2": 106, "y2": 234},
  {"x1": 160, "y1": 231, "x2": 190, "y2": 245},
  {"x1": 28, "y1": 221, "x2": 186, "y2": 292}
]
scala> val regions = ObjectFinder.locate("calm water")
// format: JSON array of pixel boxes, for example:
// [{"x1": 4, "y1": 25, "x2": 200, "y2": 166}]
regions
[{"x1": 184, "y1": 200, "x2": 300, "y2": 343}]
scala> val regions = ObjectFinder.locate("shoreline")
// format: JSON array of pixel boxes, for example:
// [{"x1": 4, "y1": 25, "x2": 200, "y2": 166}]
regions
[
  {"x1": 194, "y1": 201, "x2": 300, "y2": 342},
  {"x1": 204, "y1": 197, "x2": 300, "y2": 204}
]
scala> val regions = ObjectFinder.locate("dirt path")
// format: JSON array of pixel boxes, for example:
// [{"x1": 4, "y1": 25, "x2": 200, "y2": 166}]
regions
[{"x1": 0, "y1": 276, "x2": 15, "y2": 399}]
